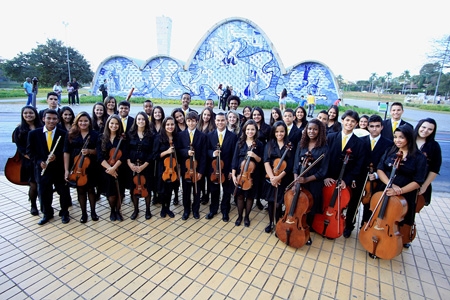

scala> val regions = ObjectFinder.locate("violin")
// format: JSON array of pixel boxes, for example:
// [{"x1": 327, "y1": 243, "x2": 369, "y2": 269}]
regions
[
  {"x1": 234, "y1": 141, "x2": 256, "y2": 194},
  {"x1": 68, "y1": 136, "x2": 91, "y2": 187},
  {"x1": 359, "y1": 151, "x2": 407, "y2": 259},
  {"x1": 210, "y1": 143, "x2": 225, "y2": 184},
  {"x1": 162, "y1": 141, "x2": 178, "y2": 183},
  {"x1": 133, "y1": 160, "x2": 148, "y2": 197},
  {"x1": 362, "y1": 163, "x2": 377, "y2": 205},
  {"x1": 312, "y1": 148, "x2": 352, "y2": 239},
  {"x1": 276, "y1": 152, "x2": 314, "y2": 248},
  {"x1": 184, "y1": 144, "x2": 199, "y2": 183},
  {"x1": 108, "y1": 134, "x2": 125, "y2": 166},
  {"x1": 266, "y1": 142, "x2": 292, "y2": 179}
]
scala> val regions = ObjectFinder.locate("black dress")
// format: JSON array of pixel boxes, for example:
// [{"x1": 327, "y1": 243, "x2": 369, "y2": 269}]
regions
[
  {"x1": 419, "y1": 140, "x2": 442, "y2": 205},
  {"x1": 152, "y1": 133, "x2": 178, "y2": 197},
  {"x1": 13, "y1": 126, "x2": 34, "y2": 183},
  {"x1": 127, "y1": 133, "x2": 154, "y2": 195}
]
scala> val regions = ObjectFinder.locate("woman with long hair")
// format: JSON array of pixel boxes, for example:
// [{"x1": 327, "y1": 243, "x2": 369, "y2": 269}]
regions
[
  {"x1": 231, "y1": 120, "x2": 263, "y2": 227},
  {"x1": 227, "y1": 110, "x2": 241, "y2": 136},
  {"x1": 197, "y1": 107, "x2": 216, "y2": 133},
  {"x1": 263, "y1": 121, "x2": 293, "y2": 233},
  {"x1": 279, "y1": 88, "x2": 288, "y2": 111},
  {"x1": 97, "y1": 115, "x2": 127, "y2": 221},
  {"x1": 172, "y1": 108, "x2": 187, "y2": 133},
  {"x1": 152, "y1": 116, "x2": 178, "y2": 218},
  {"x1": 92, "y1": 102, "x2": 108, "y2": 133},
  {"x1": 269, "y1": 107, "x2": 283, "y2": 126},
  {"x1": 377, "y1": 125, "x2": 427, "y2": 248},
  {"x1": 414, "y1": 118, "x2": 442, "y2": 206},
  {"x1": 151, "y1": 106, "x2": 165, "y2": 134},
  {"x1": 58, "y1": 106, "x2": 75, "y2": 132},
  {"x1": 126, "y1": 112, "x2": 154, "y2": 220},
  {"x1": 64, "y1": 112, "x2": 99, "y2": 223},
  {"x1": 326, "y1": 105, "x2": 342, "y2": 134},
  {"x1": 293, "y1": 119, "x2": 328, "y2": 244},
  {"x1": 104, "y1": 96, "x2": 118, "y2": 116},
  {"x1": 294, "y1": 106, "x2": 308, "y2": 131},
  {"x1": 13, "y1": 106, "x2": 42, "y2": 215},
  {"x1": 241, "y1": 106, "x2": 252, "y2": 127}
]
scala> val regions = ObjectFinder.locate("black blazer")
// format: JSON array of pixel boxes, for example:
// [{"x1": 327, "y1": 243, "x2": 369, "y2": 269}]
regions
[
  {"x1": 360, "y1": 135, "x2": 393, "y2": 172},
  {"x1": 178, "y1": 129, "x2": 207, "y2": 176},
  {"x1": 287, "y1": 124, "x2": 302, "y2": 153},
  {"x1": 325, "y1": 132, "x2": 366, "y2": 186},
  {"x1": 381, "y1": 119, "x2": 412, "y2": 140},
  {"x1": 207, "y1": 129, "x2": 238, "y2": 176},
  {"x1": 27, "y1": 126, "x2": 66, "y2": 180},
  {"x1": 123, "y1": 116, "x2": 134, "y2": 133}
]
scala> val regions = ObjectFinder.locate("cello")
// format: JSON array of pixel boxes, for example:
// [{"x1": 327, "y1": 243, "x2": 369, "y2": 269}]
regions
[
  {"x1": 67, "y1": 136, "x2": 90, "y2": 187},
  {"x1": 5, "y1": 150, "x2": 28, "y2": 186},
  {"x1": 359, "y1": 151, "x2": 407, "y2": 259},
  {"x1": 399, "y1": 192, "x2": 426, "y2": 245},
  {"x1": 133, "y1": 160, "x2": 148, "y2": 198},
  {"x1": 312, "y1": 148, "x2": 352, "y2": 239},
  {"x1": 233, "y1": 141, "x2": 256, "y2": 196},
  {"x1": 276, "y1": 152, "x2": 315, "y2": 248}
]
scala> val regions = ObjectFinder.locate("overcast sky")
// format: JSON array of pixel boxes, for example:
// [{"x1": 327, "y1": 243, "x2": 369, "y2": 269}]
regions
[{"x1": 1, "y1": 0, "x2": 448, "y2": 82}]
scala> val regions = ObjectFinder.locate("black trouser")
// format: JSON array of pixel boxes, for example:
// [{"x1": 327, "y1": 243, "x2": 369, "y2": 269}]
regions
[
  {"x1": 182, "y1": 179, "x2": 201, "y2": 214},
  {"x1": 37, "y1": 173, "x2": 70, "y2": 217},
  {"x1": 209, "y1": 179, "x2": 232, "y2": 215}
]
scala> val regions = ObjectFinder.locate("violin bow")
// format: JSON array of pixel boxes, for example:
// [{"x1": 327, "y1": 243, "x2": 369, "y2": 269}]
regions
[{"x1": 191, "y1": 144, "x2": 197, "y2": 195}]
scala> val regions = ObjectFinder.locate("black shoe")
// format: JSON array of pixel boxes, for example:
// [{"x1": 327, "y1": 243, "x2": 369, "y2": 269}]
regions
[
  {"x1": 343, "y1": 228, "x2": 353, "y2": 238},
  {"x1": 110, "y1": 211, "x2": 116, "y2": 221},
  {"x1": 38, "y1": 216, "x2": 53, "y2": 225},
  {"x1": 173, "y1": 199, "x2": 179, "y2": 205},
  {"x1": 116, "y1": 212, "x2": 123, "y2": 221},
  {"x1": 205, "y1": 212, "x2": 215, "y2": 220},
  {"x1": 193, "y1": 212, "x2": 200, "y2": 219},
  {"x1": 256, "y1": 200, "x2": 264, "y2": 210},
  {"x1": 91, "y1": 212, "x2": 99, "y2": 221},
  {"x1": 61, "y1": 215, "x2": 70, "y2": 224},
  {"x1": 368, "y1": 252, "x2": 378, "y2": 259},
  {"x1": 160, "y1": 208, "x2": 167, "y2": 218},
  {"x1": 58, "y1": 210, "x2": 64, "y2": 217},
  {"x1": 80, "y1": 214, "x2": 88, "y2": 223},
  {"x1": 182, "y1": 212, "x2": 189, "y2": 220},
  {"x1": 265, "y1": 223, "x2": 274, "y2": 233},
  {"x1": 30, "y1": 206, "x2": 39, "y2": 216},
  {"x1": 222, "y1": 214, "x2": 229, "y2": 222},
  {"x1": 306, "y1": 237, "x2": 312, "y2": 246},
  {"x1": 244, "y1": 217, "x2": 250, "y2": 227},
  {"x1": 166, "y1": 210, "x2": 175, "y2": 218},
  {"x1": 145, "y1": 209, "x2": 152, "y2": 220},
  {"x1": 130, "y1": 210, "x2": 139, "y2": 220},
  {"x1": 403, "y1": 243, "x2": 411, "y2": 249},
  {"x1": 235, "y1": 216, "x2": 243, "y2": 226},
  {"x1": 201, "y1": 196, "x2": 209, "y2": 205}
]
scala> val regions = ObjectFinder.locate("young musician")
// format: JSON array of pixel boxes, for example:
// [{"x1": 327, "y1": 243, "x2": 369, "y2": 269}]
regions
[
  {"x1": 13, "y1": 106, "x2": 42, "y2": 215},
  {"x1": 242, "y1": 106, "x2": 252, "y2": 126},
  {"x1": 283, "y1": 108, "x2": 302, "y2": 154},
  {"x1": 27, "y1": 109, "x2": 71, "y2": 225},
  {"x1": 269, "y1": 107, "x2": 283, "y2": 126},
  {"x1": 231, "y1": 120, "x2": 263, "y2": 227},
  {"x1": 227, "y1": 110, "x2": 241, "y2": 136},
  {"x1": 197, "y1": 107, "x2": 216, "y2": 205},
  {"x1": 172, "y1": 108, "x2": 187, "y2": 133},
  {"x1": 126, "y1": 112, "x2": 154, "y2": 220},
  {"x1": 104, "y1": 96, "x2": 118, "y2": 117},
  {"x1": 152, "y1": 116, "x2": 178, "y2": 218},
  {"x1": 317, "y1": 110, "x2": 329, "y2": 128},
  {"x1": 179, "y1": 112, "x2": 207, "y2": 220},
  {"x1": 293, "y1": 118, "x2": 328, "y2": 243},
  {"x1": 143, "y1": 100, "x2": 153, "y2": 120},
  {"x1": 323, "y1": 110, "x2": 366, "y2": 238},
  {"x1": 381, "y1": 102, "x2": 413, "y2": 140},
  {"x1": 326, "y1": 105, "x2": 342, "y2": 135},
  {"x1": 97, "y1": 115, "x2": 127, "y2": 221},
  {"x1": 205, "y1": 112, "x2": 238, "y2": 222},
  {"x1": 92, "y1": 102, "x2": 108, "y2": 134},
  {"x1": 118, "y1": 101, "x2": 134, "y2": 133},
  {"x1": 263, "y1": 121, "x2": 293, "y2": 233},
  {"x1": 63, "y1": 112, "x2": 99, "y2": 223},
  {"x1": 377, "y1": 125, "x2": 426, "y2": 248},
  {"x1": 294, "y1": 106, "x2": 308, "y2": 131},
  {"x1": 347, "y1": 115, "x2": 393, "y2": 233},
  {"x1": 180, "y1": 92, "x2": 198, "y2": 116},
  {"x1": 415, "y1": 118, "x2": 442, "y2": 206},
  {"x1": 38, "y1": 92, "x2": 61, "y2": 121},
  {"x1": 58, "y1": 106, "x2": 75, "y2": 132},
  {"x1": 150, "y1": 106, "x2": 165, "y2": 205}
]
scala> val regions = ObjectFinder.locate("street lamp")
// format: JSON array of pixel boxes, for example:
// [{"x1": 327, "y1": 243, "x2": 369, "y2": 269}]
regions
[
  {"x1": 433, "y1": 35, "x2": 450, "y2": 104},
  {"x1": 62, "y1": 21, "x2": 71, "y2": 83}
]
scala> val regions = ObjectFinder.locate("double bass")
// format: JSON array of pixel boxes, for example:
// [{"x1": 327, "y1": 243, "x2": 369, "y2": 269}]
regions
[
  {"x1": 312, "y1": 148, "x2": 352, "y2": 238},
  {"x1": 359, "y1": 151, "x2": 407, "y2": 259},
  {"x1": 276, "y1": 152, "x2": 316, "y2": 248},
  {"x1": 67, "y1": 136, "x2": 91, "y2": 187}
]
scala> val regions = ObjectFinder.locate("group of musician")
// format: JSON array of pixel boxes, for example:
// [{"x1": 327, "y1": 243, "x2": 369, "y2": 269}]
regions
[{"x1": 13, "y1": 91, "x2": 442, "y2": 259}]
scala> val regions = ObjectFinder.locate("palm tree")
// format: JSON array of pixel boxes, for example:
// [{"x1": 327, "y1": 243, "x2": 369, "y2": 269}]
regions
[
  {"x1": 400, "y1": 70, "x2": 411, "y2": 94},
  {"x1": 385, "y1": 72, "x2": 392, "y2": 92},
  {"x1": 369, "y1": 73, "x2": 377, "y2": 92}
]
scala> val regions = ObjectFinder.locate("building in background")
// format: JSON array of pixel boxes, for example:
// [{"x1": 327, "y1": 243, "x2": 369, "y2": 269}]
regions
[{"x1": 156, "y1": 16, "x2": 172, "y2": 56}]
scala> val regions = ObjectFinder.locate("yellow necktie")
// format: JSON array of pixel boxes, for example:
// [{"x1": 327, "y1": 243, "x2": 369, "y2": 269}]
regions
[
  {"x1": 219, "y1": 133, "x2": 223, "y2": 146},
  {"x1": 392, "y1": 121, "x2": 398, "y2": 133},
  {"x1": 47, "y1": 130, "x2": 52, "y2": 151},
  {"x1": 190, "y1": 131, "x2": 194, "y2": 144},
  {"x1": 288, "y1": 127, "x2": 291, "y2": 135},
  {"x1": 371, "y1": 139, "x2": 375, "y2": 151},
  {"x1": 342, "y1": 135, "x2": 347, "y2": 151},
  {"x1": 122, "y1": 118, "x2": 126, "y2": 131}
]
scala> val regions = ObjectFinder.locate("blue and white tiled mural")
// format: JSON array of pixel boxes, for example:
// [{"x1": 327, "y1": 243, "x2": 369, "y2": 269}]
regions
[{"x1": 92, "y1": 18, "x2": 339, "y2": 105}]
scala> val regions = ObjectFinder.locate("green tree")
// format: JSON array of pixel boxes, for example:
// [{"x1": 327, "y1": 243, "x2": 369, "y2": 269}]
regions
[
  {"x1": 2, "y1": 39, "x2": 93, "y2": 86},
  {"x1": 369, "y1": 73, "x2": 377, "y2": 92}
]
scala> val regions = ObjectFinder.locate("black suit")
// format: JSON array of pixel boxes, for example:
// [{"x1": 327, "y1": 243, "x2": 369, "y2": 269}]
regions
[
  {"x1": 178, "y1": 129, "x2": 207, "y2": 215},
  {"x1": 207, "y1": 129, "x2": 238, "y2": 215},
  {"x1": 27, "y1": 127, "x2": 70, "y2": 218},
  {"x1": 381, "y1": 119, "x2": 412, "y2": 140},
  {"x1": 122, "y1": 116, "x2": 134, "y2": 133}
]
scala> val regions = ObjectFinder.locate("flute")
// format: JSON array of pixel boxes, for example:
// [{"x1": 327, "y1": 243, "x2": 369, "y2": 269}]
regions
[{"x1": 41, "y1": 136, "x2": 61, "y2": 176}]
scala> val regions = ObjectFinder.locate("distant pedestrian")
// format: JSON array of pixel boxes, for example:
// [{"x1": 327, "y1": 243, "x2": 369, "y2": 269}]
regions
[
  {"x1": 72, "y1": 78, "x2": 80, "y2": 105},
  {"x1": 31, "y1": 77, "x2": 38, "y2": 108},
  {"x1": 23, "y1": 77, "x2": 33, "y2": 106},
  {"x1": 307, "y1": 92, "x2": 315, "y2": 117},
  {"x1": 279, "y1": 88, "x2": 287, "y2": 111},
  {"x1": 67, "y1": 82, "x2": 75, "y2": 105},
  {"x1": 53, "y1": 81, "x2": 63, "y2": 106},
  {"x1": 99, "y1": 79, "x2": 108, "y2": 100}
]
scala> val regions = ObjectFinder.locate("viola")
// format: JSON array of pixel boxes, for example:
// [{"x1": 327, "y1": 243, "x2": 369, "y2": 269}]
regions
[
  {"x1": 362, "y1": 163, "x2": 377, "y2": 205},
  {"x1": 68, "y1": 136, "x2": 91, "y2": 187},
  {"x1": 266, "y1": 142, "x2": 292, "y2": 179},
  {"x1": 162, "y1": 141, "x2": 178, "y2": 183},
  {"x1": 210, "y1": 143, "x2": 225, "y2": 184},
  {"x1": 312, "y1": 148, "x2": 352, "y2": 239},
  {"x1": 234, "y1": 141, "x2": 256, "y2": 194},
  {"x1": 276, "y1": 152, "x2": 314, "y2": 248},
  {"x1": 359, "y1": 151, "x2": 407, "y2": 259},
  {"x1": 133, "y1": 160, "x2": 148, "y2": 197}
]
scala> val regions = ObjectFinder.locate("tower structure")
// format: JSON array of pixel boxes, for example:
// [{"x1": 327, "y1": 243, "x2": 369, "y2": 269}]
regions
[{"x1": 156, "y1": 16, "x2": 172, "y2": 56}]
